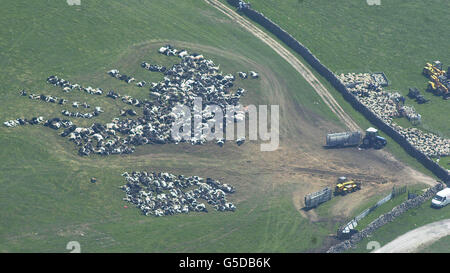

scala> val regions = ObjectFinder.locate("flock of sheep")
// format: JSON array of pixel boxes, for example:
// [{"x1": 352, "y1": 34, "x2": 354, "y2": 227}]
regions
[
  {"x1": 338, "y1": 73, "x2": 449, "y2": 158},
  {"x1": 4, "y1": 45, "x2": 260, "y2": 157},
  {"x1": 121, "y1": 171, "x2": 236, "y2": 217}
]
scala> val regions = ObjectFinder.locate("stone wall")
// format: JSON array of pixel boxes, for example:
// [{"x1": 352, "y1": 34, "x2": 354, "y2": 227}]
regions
[
  {"x1": 227, "y1": 1, "x2": 449, "y2": 183},
  {"x1": 326, "y1": 183, "x2": 444, "y2": 253}
]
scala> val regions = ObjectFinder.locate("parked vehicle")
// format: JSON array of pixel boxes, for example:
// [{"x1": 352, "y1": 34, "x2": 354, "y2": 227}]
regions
[
  {"x1": 304, "y1": 187, "x2": 333, "y2": 209},
  {"x1": 431, "y1": 188, "x2": 450, "y2": 208},
  {"x1": 325, "y1": 131, "x2": 362, "y2": 148},
  {"x1": 334, "y1": 177, "x2": 361, "y2": 196},
  {"x1": 325, "y1": 128, "x2": 387, "y2": 149}
]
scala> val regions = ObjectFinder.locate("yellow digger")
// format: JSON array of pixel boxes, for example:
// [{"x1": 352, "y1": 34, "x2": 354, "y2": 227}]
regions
[
  {"x1": 334, "y1": 177, "x2": 361, "y2": 196},
  {"x1": 427, "y1": 75, "x2": 449, "y2": 97},
  {"x1": 423, "y1": 62, "x2": 446, "y2": 78},
  {"x1": 423, "y1": 61, "x2": 449, "y2": 99},
  {"x1": 423, "y1": 63, "x2": 436, "y2": 77}
]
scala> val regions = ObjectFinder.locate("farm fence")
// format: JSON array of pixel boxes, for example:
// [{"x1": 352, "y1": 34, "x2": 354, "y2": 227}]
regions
[
  {"x1": 339, "y1": 186, "x2": 404, "y2": 237},
  {"x1": 327, "y1": 183, "x2": 444, "y2": 253}
]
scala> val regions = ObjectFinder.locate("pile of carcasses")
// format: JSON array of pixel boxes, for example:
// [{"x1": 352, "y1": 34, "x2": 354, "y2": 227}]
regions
[
  {"x1": 21, "y1": 90, "x2": 64, "y2": 105},
  {"x1": 21, "y1": 89, "x2": 104, "y2": 119},
  {"x1": 3, "y1": 116, "x2": 75, "y2": 131},
  {"x1": 61, "y1": 107, "x2": 103, "y2": 119},
  {"x1": 141, "y1": 62, "x2": 166, "y2": 73},
  {"x1": 47, "y1": 75, "x2": 103, "y2": 95},
  {"x1": 3, "y1": 116, "x2": 45, "y2": 128},
  {"x1": 107, "y1": 69, "x2": 136, "y2": 84},
  {"x1": 4, "y1": 45, "x2": 259, "y2": 157},
  {"x1": 391, "y1": 124, "x2": 449, "y2": 157},
  {"x1": 338, "y1": 73, "x2": 449, "y2": 158},
  {"x1": 338, "y1": 73, "x2": 405, "y2": 124},
  {"x1": 120, "y1": 171, "x2": 236, "y2": 217}
]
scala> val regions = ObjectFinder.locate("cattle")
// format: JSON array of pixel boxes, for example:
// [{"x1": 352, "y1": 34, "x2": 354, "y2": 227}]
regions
[
  {"x1": 16, "y1": 45, "x2": 258, "y2": 157},
  {"x1": 238, "y1": 71, "x2": 248, "y2": 79},
  {"x1": 136, "y1": 81, "x2": 146, "y2": 87},
  {"x1": 249, "y1": 71, "x2": 259, "y2": 79},
  {"x1": 120, "y1": 171, "x2": 236, "y2": 217},
  {"x1": 107, "y1": 90, "x2": 120, "y2": 99}
]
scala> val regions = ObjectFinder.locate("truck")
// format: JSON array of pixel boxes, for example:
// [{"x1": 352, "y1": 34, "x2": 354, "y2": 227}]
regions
[
  {"x1": 431, "y1": 188, "x2": 450, "y2": 208},
  {"x1": 304, "y1": 187, "x2": 333, "y2": 209}
]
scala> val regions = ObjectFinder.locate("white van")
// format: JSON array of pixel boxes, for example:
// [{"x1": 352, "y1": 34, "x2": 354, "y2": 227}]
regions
[{"x1": 431, "y1": 188, "x2": 450, "y2": 208}]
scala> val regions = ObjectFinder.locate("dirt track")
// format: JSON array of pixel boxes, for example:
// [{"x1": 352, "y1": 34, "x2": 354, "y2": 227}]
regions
[
  {"x1": 202, "y1": 0, "x2": 436, "y2": 217},
  {"x1": 373, "y1": 219, "x2": 450, "y2": 253},
  {"x1": 205, "y1": 0, "x2": 359, "y2": 132},
  {"x1": 98, "y1": 29, "x2": 437, "y2": 247}
]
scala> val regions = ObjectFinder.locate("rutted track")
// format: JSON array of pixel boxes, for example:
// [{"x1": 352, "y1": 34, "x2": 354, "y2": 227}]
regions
[
  {"x1": 292, "y1": 167, "x2": 389, "y2": 184},
  {"x1": 205, "y1": 0, "x2": 360, "y2": 132}
]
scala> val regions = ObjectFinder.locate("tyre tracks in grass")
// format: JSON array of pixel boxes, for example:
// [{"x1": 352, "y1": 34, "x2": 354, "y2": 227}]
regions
[{"x1": 205, "y1": 0, "x2": 360, "y2": 132}]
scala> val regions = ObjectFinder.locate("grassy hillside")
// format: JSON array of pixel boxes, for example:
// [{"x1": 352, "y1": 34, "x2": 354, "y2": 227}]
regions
[
  {"x1": 1, "y1": 0, "x2": 445, "y2": 253},
  {"x1": 241, "y1": 0, "x2": 449, "y2": 172},
  {"x1": 220, "y1": 0, "x2": 450, "y2": 252},
  {"x1": 249, "y1": 0, "x2": 449, "y2": 136},
  {"x1": 0, "y1": 0, "x2": 345, "y2": 252}
]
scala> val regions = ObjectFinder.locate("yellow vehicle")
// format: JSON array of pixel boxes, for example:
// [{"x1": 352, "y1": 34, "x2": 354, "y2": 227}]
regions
[
  {"x1": 427, "y1": 81, "x2": 436, "y2": 92},
  {"x1": 427, "y1": 76, "x2": 449, "y2": 96},
  {"x1": 423, "y1": 63, "x2": 435, "y2": 77},
  {"x1": 334, "y1": 177, "x2": 361, "y2": 195},
  {"x1": 423, "y1": 62, "x2": 446, "y2": 78}
]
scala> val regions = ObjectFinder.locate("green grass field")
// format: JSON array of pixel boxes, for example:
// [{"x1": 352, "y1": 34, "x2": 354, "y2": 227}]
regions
[
  {"x1": 0, "y1": 0, "x2": 349, "y2": 252},
  {"x1": 350, "y1": 185, "x2": 425, "y2": 231},
  {"x1": 420, "y1": 236, "x2": 450, "y2": 253},
  {"x1": 347, "y1": 196, "x2": 450, "y2": 253},
  {"x1": 245, "y1": 0, "x2": 450, "y2": 167},
  {"x1": 1, "y1": 0, "x2": 447, "y2": 253},
  {"x1": 224, "y1": 0, "x2": 450, "y2": 252}
]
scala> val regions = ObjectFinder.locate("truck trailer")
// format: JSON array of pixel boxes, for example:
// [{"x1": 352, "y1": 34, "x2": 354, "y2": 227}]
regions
[
  {"x1": 325, "y1": 131, "x2": 362, "y2": 148},
  {"x1": 325, "y1": 128, "x2": 387, "y2": 149},
  {"x1": 304, "y1": 187, "x2": 333, "y2": 209}
]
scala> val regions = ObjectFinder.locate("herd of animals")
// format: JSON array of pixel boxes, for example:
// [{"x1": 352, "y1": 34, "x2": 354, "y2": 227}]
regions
[
  {"x1": 3, "y1": 45, "x2": 261, "y2": 216},
  {"x1": 121, "y1": 171, "x2": 236, "y2": 217},
  {"x1": 4, "y1": 45, "x2": 259, "y2": 157},
  {"x1": 6, "y1": 45, "x2": 447, "y2": 217}
]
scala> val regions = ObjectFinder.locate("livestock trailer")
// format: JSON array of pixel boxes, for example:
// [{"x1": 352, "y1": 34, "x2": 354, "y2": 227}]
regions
[
  {"x1": 371, "y1": 72, "x2": 389, "y2": 87},
  {"x1": 304, "y1": 187, "x2": 333, "y2": 209},
  {"x1": 325, "y1": 131, "x2": 362, "y2": 148}
]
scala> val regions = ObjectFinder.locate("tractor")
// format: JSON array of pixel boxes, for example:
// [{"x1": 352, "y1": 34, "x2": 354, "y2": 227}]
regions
[
  {"x1": 334, "y1": 177, "x2": 361, "y2": 196},
  {"x1": 423, "y1": 61, "x2": 449, "y2": 99},
  {"x1": 408, "y1": 87, "x2": 420, "y2": 99},
  {"x1": 416, "y1": 95, "x2": 430, "y2": 104},
  {"x1": 408, "y1": 87, "x2": 430, "y2": 104},
  {"x1": 361, "y1": 127, "x2": 387, "y2": 149}
]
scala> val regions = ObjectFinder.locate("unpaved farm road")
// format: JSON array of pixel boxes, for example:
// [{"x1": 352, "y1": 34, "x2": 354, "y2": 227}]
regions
[
  {"x1": 205, "y1": 0, "x2": 360, "y2": 132},
  {"x1": 204, "y1": 0, "x2": 436, "y2": 189},
  {"x1": 373, "y1": 219, "x2": 450, "y2": 253}
]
